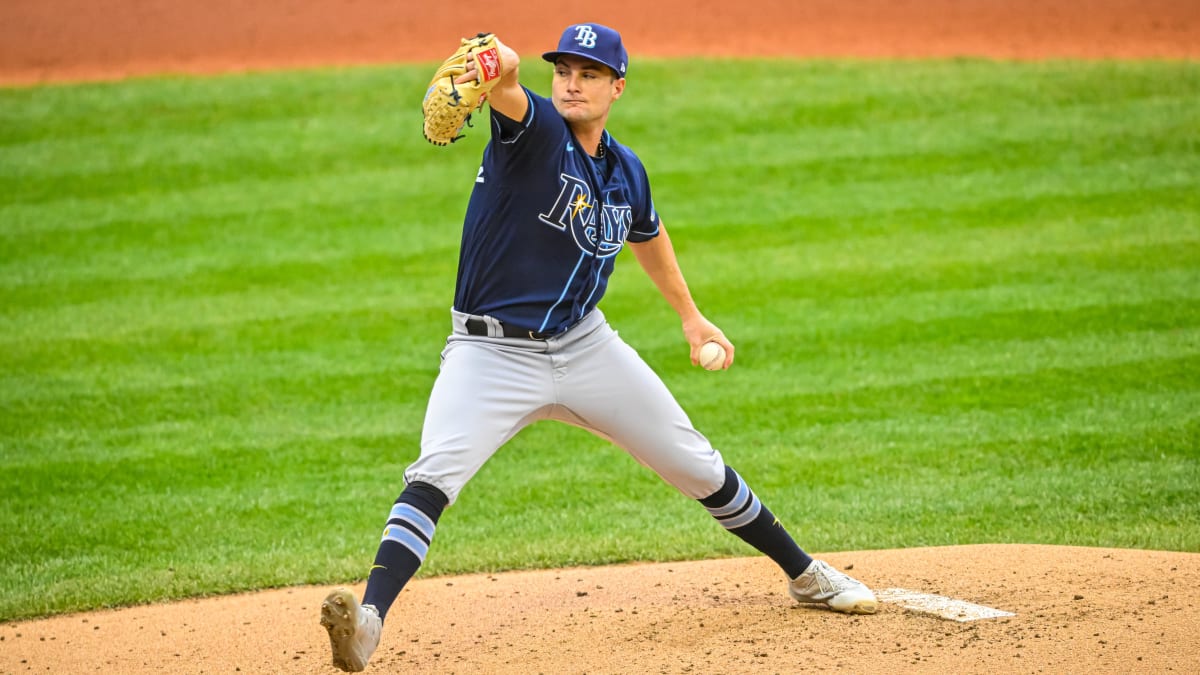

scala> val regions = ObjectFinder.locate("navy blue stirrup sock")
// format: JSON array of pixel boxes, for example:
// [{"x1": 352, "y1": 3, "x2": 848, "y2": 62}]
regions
[
  {"x1": 700, "y1": 465, "x2": 813, "y2": 580},
  {"x1": 362, "y1": 482, "x2": 448, "y2": 621}
]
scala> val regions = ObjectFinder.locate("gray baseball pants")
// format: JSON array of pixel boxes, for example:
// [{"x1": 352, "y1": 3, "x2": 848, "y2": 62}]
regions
[{"x1": 405, "y1": 308, "x2": 727, "y2": 505}]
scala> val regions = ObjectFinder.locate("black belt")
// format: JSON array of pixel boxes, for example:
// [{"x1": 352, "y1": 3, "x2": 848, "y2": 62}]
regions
[{"x1": 465, "y1": 317, "x2": 555, "y2": 340}]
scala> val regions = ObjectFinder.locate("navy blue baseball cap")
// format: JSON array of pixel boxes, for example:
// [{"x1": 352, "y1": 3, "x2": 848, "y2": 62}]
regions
[{"x1": 542, "y1": 23, "x2": 628, "y2": 78}]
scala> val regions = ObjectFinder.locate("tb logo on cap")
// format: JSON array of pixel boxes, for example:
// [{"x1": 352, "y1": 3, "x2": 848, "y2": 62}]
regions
[{"x1": 573, "y1": 25, "x2": 598, "y2": 48}]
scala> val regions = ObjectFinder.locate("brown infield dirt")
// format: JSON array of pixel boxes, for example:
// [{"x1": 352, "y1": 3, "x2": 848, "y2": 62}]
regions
[{"x1": 2, "y1": 1, "x2": 1199, "y2": 673}]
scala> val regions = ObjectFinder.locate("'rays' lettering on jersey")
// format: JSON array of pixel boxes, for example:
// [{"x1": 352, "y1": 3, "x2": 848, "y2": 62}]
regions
[{"x1": 538, "y1": 173, "x2": 632, "y2": 258}]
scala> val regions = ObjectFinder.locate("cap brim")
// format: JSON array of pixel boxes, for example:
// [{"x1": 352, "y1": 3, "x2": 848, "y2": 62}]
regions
[{"x1": 541, "y1": 50, "x2": 624, "y2": 77}]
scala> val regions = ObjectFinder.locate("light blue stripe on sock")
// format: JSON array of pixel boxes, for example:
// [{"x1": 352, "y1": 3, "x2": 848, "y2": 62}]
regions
[
  {"x1": 720, "y1": 496, "x2": 762, "y2": 530},
  {"x1": 381, "y1": 525, "x2": 429, "y2": 562},
  {"x1": 388, "y1": 503, "x2": 436, "y2": 540},
  {"x1": 705, "y1": 475, "x2": 750, "y2": 518}
]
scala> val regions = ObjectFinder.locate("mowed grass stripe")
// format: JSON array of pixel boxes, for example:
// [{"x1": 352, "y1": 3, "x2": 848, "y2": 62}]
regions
[
  {"x1": 10, "y1": 342, "x2": 1195, "y2": 461},
  {"x1": 0, "y1": 65, "x2": 430, "y2": 144},
  {"x1": 742, "y1": 353, "x2": 1200, "y2": 422},
  {"x1": 8, "y1": 271, "x2": 1196, "y2": 394},
  {"x1": 0, "y1": 162, "x2": 471, "y2": 242},
  {"x1": 681, "y1": 216, "x2": 1195, "y2": 288},
  {"x1": 644, "y1": 93, "x2": 1197, "y2": 176},
  {"x1": 6, "y1": 192, "x2": 1195, "y2": 339},
  {"x1": 723, "y1": 394, "x2": 1200, "y2": 459},
  {"x1": 766, "y1": 269, "x2": 1200, "y2": 337},
  {"x1": 2, "y1": 73, "x2": 1191, "y2": 204},
  {"x1": 684, "y1": 184, "x2": 1198, "y2": 244},
  {"x1": 660, "y1": 150, "x2": 1196, "y2": 226},
  {"x1": 8, "y1": 323, "x2": 1197, "y2": 448}
]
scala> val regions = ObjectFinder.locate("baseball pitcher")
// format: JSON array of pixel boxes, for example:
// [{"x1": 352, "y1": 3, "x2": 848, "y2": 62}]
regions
[{"x1": 320, "y1": 24, "x2": 877, "y2": 672}]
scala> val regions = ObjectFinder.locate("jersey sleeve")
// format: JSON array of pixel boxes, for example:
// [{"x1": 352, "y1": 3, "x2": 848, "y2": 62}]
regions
[
  {"x1": 489, "y1": 88, "x2": 534, "y2": 142},
  {"x1": 489, "y1": 87, "x2": 556, "y2": 148}
]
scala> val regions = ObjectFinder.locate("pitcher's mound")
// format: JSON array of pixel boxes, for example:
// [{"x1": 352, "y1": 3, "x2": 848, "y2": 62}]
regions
[{"x1": 2, "y1": 544, "x2": 1197, "y2": 673}]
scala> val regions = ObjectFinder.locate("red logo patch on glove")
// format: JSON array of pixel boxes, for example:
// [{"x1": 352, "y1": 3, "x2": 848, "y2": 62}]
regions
[{"x1": 476, "y1": 47, "x2": 502, "y2": 82}]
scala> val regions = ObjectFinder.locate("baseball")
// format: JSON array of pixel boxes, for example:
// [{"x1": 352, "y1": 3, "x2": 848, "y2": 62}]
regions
[{"x1": 699, "y1": 341, "x2": 726, "y2": 371}]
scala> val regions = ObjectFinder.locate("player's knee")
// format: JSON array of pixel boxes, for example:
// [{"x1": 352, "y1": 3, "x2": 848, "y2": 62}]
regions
[
  {"x1": 667, "y1": 456, "x2": 727, "y2": 500},
  {"x1": 697, "y1": 465, "x2": 740, "y2": 506},
  {"x1": 400, "y1": 481, "x2": 450, "y2": 516}
]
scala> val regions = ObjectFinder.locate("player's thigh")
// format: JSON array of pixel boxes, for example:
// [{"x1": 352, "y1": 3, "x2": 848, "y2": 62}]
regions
[
  {"x1": 558, "y1": 333, "x2": 724, "y2": 498},
  {"x1": 409, "y1": 339, "x2": 553, "y2": 503}
]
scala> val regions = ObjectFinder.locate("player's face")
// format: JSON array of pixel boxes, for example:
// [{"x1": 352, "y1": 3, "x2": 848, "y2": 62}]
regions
[{"x1": 551, "y1": 56, "x2": 625, "y2": 125}]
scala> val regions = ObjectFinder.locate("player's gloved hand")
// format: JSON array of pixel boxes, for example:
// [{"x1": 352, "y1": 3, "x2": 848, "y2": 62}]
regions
[{"x1": 423, "y1": 33, "x2": 504, "y2": 145}]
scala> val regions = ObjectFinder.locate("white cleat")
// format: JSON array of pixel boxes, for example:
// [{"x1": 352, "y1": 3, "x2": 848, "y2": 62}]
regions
[
  {"x1": 788, "y1": 559, "x2": 879, "y2": 614},
  {"x1": 320, "y1": 587, "x2": 382, "y2": 672}
]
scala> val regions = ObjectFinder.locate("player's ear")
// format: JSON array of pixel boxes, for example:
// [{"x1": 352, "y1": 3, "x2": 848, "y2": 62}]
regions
[{"x1": 612, "y1": 77, "x2": 626, "y2": 100}]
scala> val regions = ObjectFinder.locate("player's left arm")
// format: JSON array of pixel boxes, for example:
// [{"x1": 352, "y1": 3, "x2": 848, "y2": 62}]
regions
[{"x1": 627, "y1": 221, "x2": 735, "y2": 369}]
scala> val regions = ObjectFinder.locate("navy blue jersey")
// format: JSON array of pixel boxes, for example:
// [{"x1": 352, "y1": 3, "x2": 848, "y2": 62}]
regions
[{"x1": 452, "y1": 87, "x2": 661, "y2": 335}]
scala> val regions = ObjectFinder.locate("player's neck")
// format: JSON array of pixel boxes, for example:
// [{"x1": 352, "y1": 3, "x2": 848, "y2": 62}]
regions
[{"x1": 569, "y1": 120, "x2": 607, "y2": 158}]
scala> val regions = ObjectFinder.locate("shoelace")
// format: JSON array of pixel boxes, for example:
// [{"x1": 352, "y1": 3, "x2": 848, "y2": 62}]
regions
[{"x1": 813, "y1": 562, "x2": 859, "y2": 592}]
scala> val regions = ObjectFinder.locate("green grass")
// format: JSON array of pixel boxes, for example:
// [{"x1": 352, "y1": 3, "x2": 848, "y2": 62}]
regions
[{"x1": 1, "y1": 58, "x2": 1198, "y2": 621}]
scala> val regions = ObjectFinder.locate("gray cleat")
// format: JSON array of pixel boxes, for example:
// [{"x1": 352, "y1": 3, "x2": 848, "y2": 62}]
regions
[
  {"x1": 788, "y1": 559, "x2": 879, "y2": 614},
  {"x1": 320, "y1": 587, "x2": 382, "y2": 672}
]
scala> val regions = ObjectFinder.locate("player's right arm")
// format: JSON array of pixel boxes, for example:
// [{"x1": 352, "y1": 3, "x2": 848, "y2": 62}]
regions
[
  {"x1": 456, "y1": 36, "x2": 529, "y2": 123},
  {"x1": 628, "y1": 221, "x2": 736, "y2": 369}
]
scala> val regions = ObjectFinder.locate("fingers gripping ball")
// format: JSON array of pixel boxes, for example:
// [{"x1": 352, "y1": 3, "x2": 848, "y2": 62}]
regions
[
  {"x1": 423, "y1": 33, "x2": 504, "y2": 146},
  {"x1": 699, "y1": 341, "x2": 727, "y2": 371}
]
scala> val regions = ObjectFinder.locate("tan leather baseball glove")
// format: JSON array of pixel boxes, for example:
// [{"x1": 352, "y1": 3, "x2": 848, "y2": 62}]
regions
[{"x1": 422, "y1": 33, "x2": 504, "y2": 145}]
